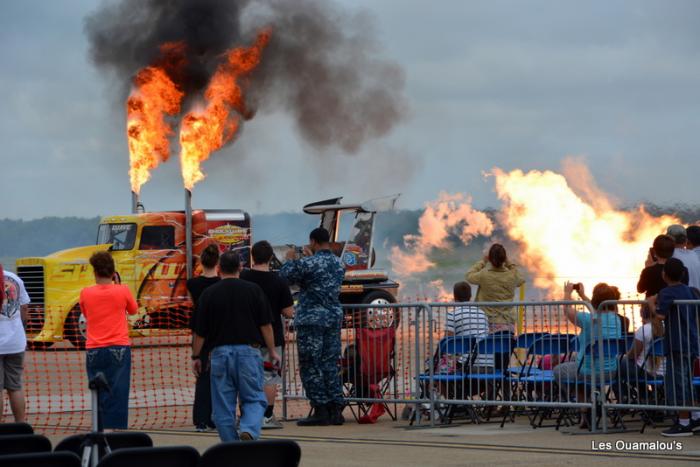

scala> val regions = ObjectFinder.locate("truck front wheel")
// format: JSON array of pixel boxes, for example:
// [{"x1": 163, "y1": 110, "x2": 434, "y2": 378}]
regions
[
  {"x1": 361, "y1": 290, "x2": 400, "y2": 328},
  {"x1": 65, "y1": 306, "x2": 87, "y2": 350}
]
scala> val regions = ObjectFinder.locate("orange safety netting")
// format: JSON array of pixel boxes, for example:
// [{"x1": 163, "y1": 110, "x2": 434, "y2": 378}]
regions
[{"x1": 11, "y1": 298, "x2": 195, "y2": 434}]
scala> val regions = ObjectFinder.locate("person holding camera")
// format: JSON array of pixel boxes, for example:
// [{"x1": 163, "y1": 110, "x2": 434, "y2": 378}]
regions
[
  {"x1": 465, "y1": 244, "x2": 525, "y2": 334},
  {"x1": 555, "y1": 281, "x2": 622, "y2": 429},
  {"x1": 280, "y1": 227, "x2": 346, "y2": 427},
  {"x1": 638, "y1": 234, "x2": 685, "y2": 298}
]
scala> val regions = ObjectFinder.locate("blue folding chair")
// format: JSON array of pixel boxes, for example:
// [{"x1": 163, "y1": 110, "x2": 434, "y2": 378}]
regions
[
  {"x1": 506, "y1": 332, "x2": 550, "y2": 377},
  {"x1": 413, "y1": 335, "x2": 480, "y2": 424},
  {"x1": 465, "y1": 333, "x2": 514, "y2": 420},
  {"x1": 504, "y1": 334, "x2": 576, "y2": 428}
]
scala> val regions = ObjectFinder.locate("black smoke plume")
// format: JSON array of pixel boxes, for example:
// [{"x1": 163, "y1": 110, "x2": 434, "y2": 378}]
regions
[{"x1": 85, "y1": 0, "x2": 406, "y2": 153}]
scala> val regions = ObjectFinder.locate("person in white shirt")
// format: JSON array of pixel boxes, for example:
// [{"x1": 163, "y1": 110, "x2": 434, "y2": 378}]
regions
[
  {"x1": 616, "y1": 304, "x2": 665, "y2": 403},
  {"x1": 445, "y1": 282, "x2": 492, "y2": 367},
  {"x1": 667, "y1": 225, "x2": 700, "y2": 290},
  {"x1": 0, "y1": 269, "x2": 31, "y2": 423},
  {"x1": 687, "y1": 225, "x2": 700, "y2": 264}
]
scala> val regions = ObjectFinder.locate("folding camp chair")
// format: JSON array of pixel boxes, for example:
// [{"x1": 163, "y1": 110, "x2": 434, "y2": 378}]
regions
[
  {"x1": 200, "y1": 440, "x2": 301, "y2": 467},
  {"x1": 414, "y1": 335, "x2": 480, "y2": 425},
  {"x1": 341, "y1": 326, "x2": 397, "y2": 423}
]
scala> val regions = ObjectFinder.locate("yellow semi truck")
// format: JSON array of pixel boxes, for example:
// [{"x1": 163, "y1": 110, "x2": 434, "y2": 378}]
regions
[{"x1": 16, "y1": 209, "x2": 251, "y2": 349}]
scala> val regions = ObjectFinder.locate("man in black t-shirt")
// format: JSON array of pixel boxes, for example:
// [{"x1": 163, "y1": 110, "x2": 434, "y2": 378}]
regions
[
  {"x1": 638, "y1": 234, "x2": 688, "y2": 297},
  {"x1": 241, "y1": 241, "x2": 294, "y2": 429},
  {"x1": 186, "y1": 244, "x2": 221, "y2": 432},
  {"x1": 192, "y1": 251, "x2": 279, "y2": 442}
]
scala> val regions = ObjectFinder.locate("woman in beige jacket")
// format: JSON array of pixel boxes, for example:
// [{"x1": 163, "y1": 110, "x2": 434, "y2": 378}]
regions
[{"x1": 465, "y1": 244, "x2": 525, "y2": 333}]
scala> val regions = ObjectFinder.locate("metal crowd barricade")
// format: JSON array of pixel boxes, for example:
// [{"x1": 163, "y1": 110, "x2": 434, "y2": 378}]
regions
[
  {"x1": 421, "y1": 301, "x2": 601, "y2": 430},
  {"x1": 281, "y1": 303, "x2": 432, "y2": 423},
  {"x1": 597, "y1": 299, "x2": 700, "y2": 433},
  {"x1": 281, "y1": 298, "x2": 700, "y2": 433}
]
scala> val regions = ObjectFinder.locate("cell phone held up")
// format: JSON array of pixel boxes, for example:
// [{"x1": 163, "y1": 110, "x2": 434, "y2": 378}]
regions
[{"x1": 572, "y1": 282, "x2": 583, "y2": 293}]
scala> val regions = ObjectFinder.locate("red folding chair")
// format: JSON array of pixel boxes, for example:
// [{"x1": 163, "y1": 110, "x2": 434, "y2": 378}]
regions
[{"x1": 341, "y1": 327, "x2": 397, "y2": 423}]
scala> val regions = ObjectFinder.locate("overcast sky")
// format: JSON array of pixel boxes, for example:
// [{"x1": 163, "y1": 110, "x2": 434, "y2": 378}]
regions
[{"x1": 1, "y1": 0, "x2": 699, "y2": 219}]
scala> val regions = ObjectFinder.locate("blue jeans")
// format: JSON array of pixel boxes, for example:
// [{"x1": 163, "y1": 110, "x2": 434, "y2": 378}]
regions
[
  {"x1": 85, "y1": 346, "x2": 131, "y2": 429},
  {"x1": 210, "y1": 345, "x2": 267, "y2": 441}
]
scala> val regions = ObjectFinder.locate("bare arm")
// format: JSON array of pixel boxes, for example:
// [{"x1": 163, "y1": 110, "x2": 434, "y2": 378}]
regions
[
  {"x1": 20, "y1": 305, "x2": 28, "y2": 324},
  {"x1": 191, "y1": 334, "x2": 205, "y2": 377},
  {"x1": 281, "y1": 305, "x2": 294, "y2": 319},
  {"x1": 260, "y1": 324, "x2": 280, "y2": 364},
  {"x1": 625, "y1": 339, "x2": 644, "y2": 360},
  {"x1": 563, "y1": 281, "x2": 579, "y2": 325}
]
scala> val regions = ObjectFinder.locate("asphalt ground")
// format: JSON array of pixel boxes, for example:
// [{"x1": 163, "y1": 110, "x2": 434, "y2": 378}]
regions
[{"x1": 46, "y1": 416, "x2": 700, "y2": 466}]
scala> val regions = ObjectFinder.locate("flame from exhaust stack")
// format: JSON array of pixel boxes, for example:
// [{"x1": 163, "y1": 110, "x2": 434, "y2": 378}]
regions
[
  {"x1": 389, "y1": 192, "x2": 494, "y2": 277},
  {"x1": 491, "y1": 159, "x2": 681, "y2": 297},
  {"x1": 126, "y1": 42, "x2": 186, "y2": 194},
  {"x1": 179, "y1": 29, "x2": 271, "y2": 191}
]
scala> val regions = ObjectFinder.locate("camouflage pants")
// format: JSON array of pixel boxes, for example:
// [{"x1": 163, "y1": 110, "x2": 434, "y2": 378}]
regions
[{"x1": 296, "y1": 324, "x2": 344, "y2": 407}]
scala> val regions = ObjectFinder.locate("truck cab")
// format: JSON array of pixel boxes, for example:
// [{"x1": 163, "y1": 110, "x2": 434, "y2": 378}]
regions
[
  {"x1": 16, "y1": 209, "x2": 251, "y2": 349},
  {"x1": 272, "y1": 196, "x2": 401, "y2": 328}
]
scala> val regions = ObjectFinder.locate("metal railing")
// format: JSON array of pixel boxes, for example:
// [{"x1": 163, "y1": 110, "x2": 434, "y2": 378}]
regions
[{"x1": 281, "y1": 299, "x2": 700, "y2": 434}]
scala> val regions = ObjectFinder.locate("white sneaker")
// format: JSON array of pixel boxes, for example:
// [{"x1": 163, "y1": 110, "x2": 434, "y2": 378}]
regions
[{"x1": 262, "y1": 415, "x2": 284, "y2": 429}]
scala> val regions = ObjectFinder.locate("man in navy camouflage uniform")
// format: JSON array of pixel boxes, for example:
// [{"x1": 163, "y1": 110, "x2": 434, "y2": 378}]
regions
[{"x1": 280, "y1": 227, "x2": 346, "y2": 426}]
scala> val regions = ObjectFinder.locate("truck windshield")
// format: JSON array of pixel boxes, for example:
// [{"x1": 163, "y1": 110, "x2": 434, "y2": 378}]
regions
[{"x1": 97, "y1": 223, "x2": 136, "y2": 251}]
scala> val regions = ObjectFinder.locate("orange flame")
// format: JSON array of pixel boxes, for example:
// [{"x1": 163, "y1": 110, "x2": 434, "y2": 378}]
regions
[
  {"x1": 179, "y1": 29, "x2": 271, "y2": 190},
  {"x1": 126, "y1": 42, "x2": 186, "y2": 193},
  {"x1": 491, "y1": 158, "x2": 681, "y2": 297},
  {"x1": 389, "y1": 192, "x2": 494, "y2": 276},
  {"x1": 391, "y1": 159, "x2": 684, "y2": 300}
]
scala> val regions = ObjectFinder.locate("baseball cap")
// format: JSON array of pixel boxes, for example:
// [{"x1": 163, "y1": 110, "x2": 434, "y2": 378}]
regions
[{"x1": 666, "y1": 224, "x2": 687, "y2": 244}]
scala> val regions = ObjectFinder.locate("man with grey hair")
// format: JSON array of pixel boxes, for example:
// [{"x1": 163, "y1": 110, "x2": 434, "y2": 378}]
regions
[{"x1": 667, "y1": 225, "x2": 700, "y2": 290}]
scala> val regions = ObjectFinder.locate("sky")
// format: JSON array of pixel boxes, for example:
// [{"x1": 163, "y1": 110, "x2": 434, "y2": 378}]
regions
[{"x1": 1, "y1": 0, "x2": 699, "y2": 219}]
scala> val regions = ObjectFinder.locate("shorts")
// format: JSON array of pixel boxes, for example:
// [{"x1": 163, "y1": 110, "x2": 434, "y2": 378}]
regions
[
  {"x1": 0, "y1": 352, "x2": 25, "y2": 391},
  {"x1": 261, "y1": 346, "x2": 282, "y2": 386}
]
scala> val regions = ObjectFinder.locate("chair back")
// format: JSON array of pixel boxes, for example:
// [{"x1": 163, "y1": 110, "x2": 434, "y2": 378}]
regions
[
  {"x1": 55, "y1": 432, "x2": 153, "y2": 459},
  {"x1": 436, "y1": 335, "x2": 480, "y2": 357},
  {"x1": 0, "y1": 451, "x2": 80, "y2": 467},
  {"x1": 514, "y1": 332, "x2": 550, "y2": 350},
  {"x1": 200, "y1": 440, "x2": 301, "y2": 467},
  {"x1": 0, "y1": 422, "x2": 33, "y2": 436},
  {"x1": 529, "y1": 334, "x2": 574, "y2": 356},
  {"x1": 476, "y1": 333, "x2": 514, "y2": 356},
  {"x1": 0, "y1": 434, "x2": 51, "y2": 455},
  {"x1": 97, "y1": 446, "x2": 199, "y2": 467},
  {"x1": 356, "y1": 327, "x2": 396, "y2": 383}
]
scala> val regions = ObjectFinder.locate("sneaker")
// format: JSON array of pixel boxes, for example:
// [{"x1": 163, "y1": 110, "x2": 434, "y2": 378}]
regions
[
  {"x1": 689, "y1": 418, "x2": 700, "y2": 434},
  {"x1": 661, "y1": 423, "x2": 694, "y2": 437},
  {"x1": 239, "y1": 432, "x2": 254, "y2": 441},
  {"x1": 195, "y1": 423, "x2": 208, "y2": 432},
  {"x1": 262, "y1": 415, "x2": 284, "y2": 429}
]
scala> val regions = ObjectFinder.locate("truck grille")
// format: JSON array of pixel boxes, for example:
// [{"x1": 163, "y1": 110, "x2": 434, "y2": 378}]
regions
[
  {"x1": 16, "y1": 266, "x2": 45, "y2": 333},
  {"x1": 16, "y1": 266, "x2": 45, "y2": 305}
]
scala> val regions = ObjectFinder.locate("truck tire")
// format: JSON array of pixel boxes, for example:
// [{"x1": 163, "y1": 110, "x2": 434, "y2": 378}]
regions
[
  {"x1": 361, "y1": 290, "x2": 400, "y2": 328},
  {"x1": 26, "y1": 341, "x2": 54, "y2": 351},
  {"x1": 65, "y1": 306, "x2": 87, "y2": 350}
]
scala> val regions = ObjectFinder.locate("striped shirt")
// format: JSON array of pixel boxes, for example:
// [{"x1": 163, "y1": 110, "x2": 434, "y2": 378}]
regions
[{"x1": 445, "y1": 305, "x2": 493, "y2": 367}]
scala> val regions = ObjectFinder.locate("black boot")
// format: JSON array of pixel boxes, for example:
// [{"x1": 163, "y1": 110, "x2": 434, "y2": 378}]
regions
[
  {"x1": 328, "y1": 403, "x2": 345, "y2": 426},
  {"x1": 297, "y1": 405, "x2": 330, "y2": 426}
]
